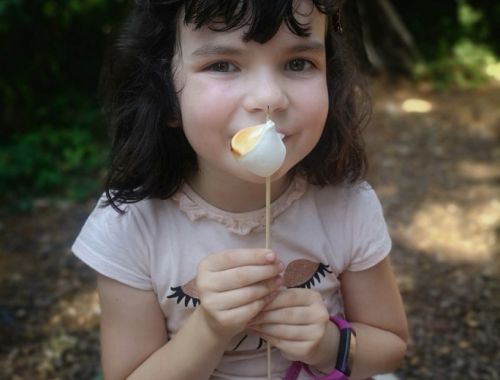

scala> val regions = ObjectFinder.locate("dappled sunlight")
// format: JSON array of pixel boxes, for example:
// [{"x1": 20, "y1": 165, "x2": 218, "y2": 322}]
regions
[
  {"x1": 32, "y1": 290, "x2": 101, "y2": 376},
  {"x1": 394, "y1": 198, "x2": 499, "y2": 263},
  {"x1": 401, "y1": 98, "x2": 433, "y2": 113},
  {"x1": 457, "y1": 160, "x2": 500, "y2": 181},
  {"x1": 48, "y1": 289, "x2": 100, "y2": 330},
  {"x1": 375, "y1": 183, "x2": 399, "y2": 199},
  {"x1": 486, "y1": 62, "x2": 500, "y2": 81}
]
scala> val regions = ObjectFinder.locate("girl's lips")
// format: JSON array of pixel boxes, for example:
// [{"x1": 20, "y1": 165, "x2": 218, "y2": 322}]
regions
[
  {"x1": 280, "y1": 133, "x2": 291, "y2": 144},
  {"x1": 276, "y1": 129, "x2": 289, "y2": 139}
]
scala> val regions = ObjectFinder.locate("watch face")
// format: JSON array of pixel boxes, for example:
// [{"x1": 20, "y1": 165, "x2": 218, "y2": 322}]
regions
[{"x1": 347, "y1": 329, "x2": 357, "y2": 375}]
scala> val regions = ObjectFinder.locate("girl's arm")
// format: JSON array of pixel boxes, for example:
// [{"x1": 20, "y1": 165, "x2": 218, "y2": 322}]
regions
[
  {"x1": 249, "y1": 257, "x2": 408, "y2": 379},
  {"x1": 97, "y1": 249, "x2": 283, "y2": 380},
  {"x1": 97, "y1": 274, "x2": 230, "y2": 380},
  {"x1": 338, "y1": 257, "x2": 408, "y2": 379}
]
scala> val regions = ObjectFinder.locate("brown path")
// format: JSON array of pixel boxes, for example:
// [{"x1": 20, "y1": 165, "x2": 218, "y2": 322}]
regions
[{"x1": 367, "y1": 80, "x2": 500, "y2": 379}]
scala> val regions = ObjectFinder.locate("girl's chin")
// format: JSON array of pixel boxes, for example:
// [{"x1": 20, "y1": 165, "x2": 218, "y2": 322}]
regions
[{"x1": 236, "y1": 166, "x2": 291, "y2": 184}]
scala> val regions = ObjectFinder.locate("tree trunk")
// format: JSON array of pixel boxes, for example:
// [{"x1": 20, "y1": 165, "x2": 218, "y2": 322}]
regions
[{"x1": 352, "y1": 0, "x2": 421, "y2": 75}]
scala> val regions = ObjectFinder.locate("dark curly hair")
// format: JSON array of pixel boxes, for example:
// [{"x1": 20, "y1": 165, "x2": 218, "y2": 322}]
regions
[{"x1": 101, "y1": 0, "x2": 369, "y2": 210}]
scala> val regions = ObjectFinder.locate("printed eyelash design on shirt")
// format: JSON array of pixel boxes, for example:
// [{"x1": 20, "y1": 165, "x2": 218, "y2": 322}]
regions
[
  {"x1": 283, "y1": 260, "x2": 332, "y2": 289},
  {"x1": 231, "y1": 334, "x2": 267, "y2": 351},
  {"x1": 167, "y1": 279, "x2": 200, "y2": 307}
]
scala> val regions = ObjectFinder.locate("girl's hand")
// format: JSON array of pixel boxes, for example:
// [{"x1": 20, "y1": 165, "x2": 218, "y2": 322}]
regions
[
  {"x1": 248, "y1": 288, "x2": 334, "y2": 365},
  {"x1": 196, "y1": 249, "x2": 284, "y2": 339}
]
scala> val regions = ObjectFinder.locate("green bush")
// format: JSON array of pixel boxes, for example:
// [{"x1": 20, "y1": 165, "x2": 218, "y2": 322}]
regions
[
  {"x1": 414, "y1": 39, "x2": 498, "y2": 89},
  {"x1": 0, "y1": 127, "x2": 107, "y2": 209},
  {"x1": 0, "y1": 0, "x2": 130, "y2": 208},
  {"x1": 393, "y1": 0, "x2": 499, "y2": 88}
]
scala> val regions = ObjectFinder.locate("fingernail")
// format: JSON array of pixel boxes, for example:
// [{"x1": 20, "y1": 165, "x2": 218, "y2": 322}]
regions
[
  {"x1": 278, "y1": 261, "x2": 285, "y2": 271},
  {"x1": 275, "y1": 277, "x2": 284, "y2": 287},
  {"x1": 265, "y1": 251, "x2": 275, "y2": 261}
]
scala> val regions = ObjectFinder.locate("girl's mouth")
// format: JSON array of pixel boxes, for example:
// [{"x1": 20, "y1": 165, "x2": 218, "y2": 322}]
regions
[{"x1": 280, "y1": 133, "x2": 291, "y2": 144}]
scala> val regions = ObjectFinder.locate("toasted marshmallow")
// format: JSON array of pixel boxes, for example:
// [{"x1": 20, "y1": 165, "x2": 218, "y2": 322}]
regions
[{"x1": 231, "y1": 119, "x2": 286, "y2": 177}]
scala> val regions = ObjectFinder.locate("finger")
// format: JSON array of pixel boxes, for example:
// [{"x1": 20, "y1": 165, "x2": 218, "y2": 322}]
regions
[
  {"x1": 202, "y1": 249, "x2": 278, "y2": 271},
  {"x1": 251, "y1": 334, "x2": 315, "y2": 361},
  {"x1": 262, "y1": 288, "x2": 322, "y2": 311},
  {"x1": 249, "y1": 306, "x2": 314, "y2": 326},
  {"x1": 221, "y1": 263, "x2": 284, "y2": 290},
  {"x1": 217, "y1": 297, "x2": 272, "y2": 325},
  {"x1": 210, "y1": 277, "x2": 283, "y2": 310},
  {"x1": 204, "y1": 263, "x2": 284, "y2": 292},
  {"x1": 250, "y1": 323, "x2": 317, "y2": 341}
]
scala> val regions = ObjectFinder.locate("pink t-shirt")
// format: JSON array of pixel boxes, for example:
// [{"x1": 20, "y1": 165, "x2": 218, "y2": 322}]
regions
[{"x1": 72, "y1": 177, "x2": 391, "y2": 379}]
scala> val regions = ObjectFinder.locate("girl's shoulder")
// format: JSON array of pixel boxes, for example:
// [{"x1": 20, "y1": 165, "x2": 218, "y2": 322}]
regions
[
  {"x1": 94, "y1": 193, "x2": 176, "y2": 220},
  {"x1": 83, "y1": 194, "x2": 181, "y2": 243},
  {"x1": 308, "y1": 181, "x2": 391, "y2": 272},
  {"x1": 72, "y1": 195, "x2": 171, "y2": 290},
  {"x1": 309, "y1": 180, "x2": 380, "y2": 216}
]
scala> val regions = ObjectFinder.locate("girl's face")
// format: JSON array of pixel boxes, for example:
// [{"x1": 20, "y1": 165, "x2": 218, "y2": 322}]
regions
[{"x1": 173, "y1": 0, "x2": 329, "y2": 188}]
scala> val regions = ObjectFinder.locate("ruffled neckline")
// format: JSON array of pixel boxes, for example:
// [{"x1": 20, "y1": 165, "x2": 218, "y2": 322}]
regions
[{"x1": 172, "y1": 177, "x2": 307, "y2": 235}]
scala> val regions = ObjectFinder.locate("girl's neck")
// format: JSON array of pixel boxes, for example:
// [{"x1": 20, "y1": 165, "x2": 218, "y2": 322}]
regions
[{"x1": 186, "y1": 170, "x2": 292, "y2": 213}]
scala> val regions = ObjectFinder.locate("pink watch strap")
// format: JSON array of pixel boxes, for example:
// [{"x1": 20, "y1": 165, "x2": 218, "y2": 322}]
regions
[
  {"x1": 284, "y1": 361, "x2": 349, "y2": 380},
  {"x1": 283, "y1": 361, "x2": 303, "y2": 380},
  {"x1": 283, "y1": 315, "x2": 353, "y2": 380},
  {"x1": 330, "y1": 315, "x2": 351, "y2": 330}
]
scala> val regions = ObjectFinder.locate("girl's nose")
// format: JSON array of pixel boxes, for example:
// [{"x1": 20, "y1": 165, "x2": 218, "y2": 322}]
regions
[{"x1": 243, "y1": 72, "x2": 289, "y2": 114}]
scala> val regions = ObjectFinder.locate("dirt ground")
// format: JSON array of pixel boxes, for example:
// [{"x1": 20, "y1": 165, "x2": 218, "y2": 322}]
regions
[{"x1": 1, "y1": 78, "x2": 499, "y2": 380}]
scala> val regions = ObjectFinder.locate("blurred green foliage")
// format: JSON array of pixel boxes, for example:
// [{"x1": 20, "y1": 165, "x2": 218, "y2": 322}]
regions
[
  {"x1": 393, "y1": 0, "x2": 500, "y2": 88},
  {"x1": 0, "y1": 0, "x2": 498, "y2": 210},
  {"x1": 413, "y1": 40, "x2": 498, "y2": 89},
  {"x1": 0, "y1": 127, "x2": 107, "y2": 208},
  {"x1": 0, "y1": 0, "x2": 131, "y2": 209}
]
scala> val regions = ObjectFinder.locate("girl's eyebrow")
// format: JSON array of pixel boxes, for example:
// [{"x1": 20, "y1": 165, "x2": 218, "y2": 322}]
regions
[
  {"x1": 191, "y1": 41, "x2": 325, "y2": 57},
  {"x1": 191, "y1": 44, "x2": 243, "y2": 57},
  {"x1": 284, "y1": 41, "x2": 325, "y2": 54}
]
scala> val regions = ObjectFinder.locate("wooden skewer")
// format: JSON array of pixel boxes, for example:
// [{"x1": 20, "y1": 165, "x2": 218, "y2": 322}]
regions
[
  {"x1": 265, "y1": 175, "x2": 272, "y2": 380},
  {"x1": 265, "y1": 176, "x2": 271, "y2": 250},
  {"x1": 265, "y1": 106, "x2": 273, "y2": 380}
]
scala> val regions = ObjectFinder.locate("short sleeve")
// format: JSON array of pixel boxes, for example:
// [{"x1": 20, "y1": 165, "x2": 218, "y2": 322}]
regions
[
  {"x1": 347, "y1": 184, "x2": 392, "y2": 272},
  {"x1": 72, "y1": 198, "x2": 153, "y2": 290}
]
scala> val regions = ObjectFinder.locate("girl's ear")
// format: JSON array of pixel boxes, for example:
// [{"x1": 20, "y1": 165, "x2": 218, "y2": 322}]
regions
[
  {"x1": 167, "y1": 119, "x2": 182, "y2": 129},
  {"x1": 167, "y1": 122, "x2": 180, "y2": 129}
]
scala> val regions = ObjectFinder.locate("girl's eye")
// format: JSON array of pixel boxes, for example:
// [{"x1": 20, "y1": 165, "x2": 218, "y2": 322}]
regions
[
  {"x1": 286, "y1": 58, "x2": 313, "y2": 72},
  {"x1": 205, "y1": 61, "x2": 237, "y2": 73}
]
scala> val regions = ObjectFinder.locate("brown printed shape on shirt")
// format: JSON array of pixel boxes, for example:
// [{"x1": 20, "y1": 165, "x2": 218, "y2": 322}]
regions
[{"x1": 283, "y1": 259, "x2": 332, "y2": 288}]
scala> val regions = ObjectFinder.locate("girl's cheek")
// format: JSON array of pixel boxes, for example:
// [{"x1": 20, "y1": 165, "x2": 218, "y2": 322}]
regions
[
  {"x1": 302, "y1": 91, "x2": 328, "y2": 127},
  {"x1": 188, "y1": 77, "x2": 239, "y2": 101},
  {"x1": 179, "y1": 81, "x2": 240, "y2": 136}
]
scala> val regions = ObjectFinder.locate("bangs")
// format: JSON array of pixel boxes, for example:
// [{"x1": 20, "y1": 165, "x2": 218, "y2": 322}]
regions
[{"x1": 181, "y1": 0, "x2": 338, "y2": 43}]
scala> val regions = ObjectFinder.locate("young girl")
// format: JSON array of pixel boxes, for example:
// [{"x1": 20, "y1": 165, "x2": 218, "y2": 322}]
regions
[{"x1": 73, "y1": 0, "x2": 408, "y2": 379}]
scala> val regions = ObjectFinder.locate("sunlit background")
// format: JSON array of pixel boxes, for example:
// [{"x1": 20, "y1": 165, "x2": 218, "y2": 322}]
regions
[{"x1": 1, "y1": 1, "x2": 499, "y2": 379}]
